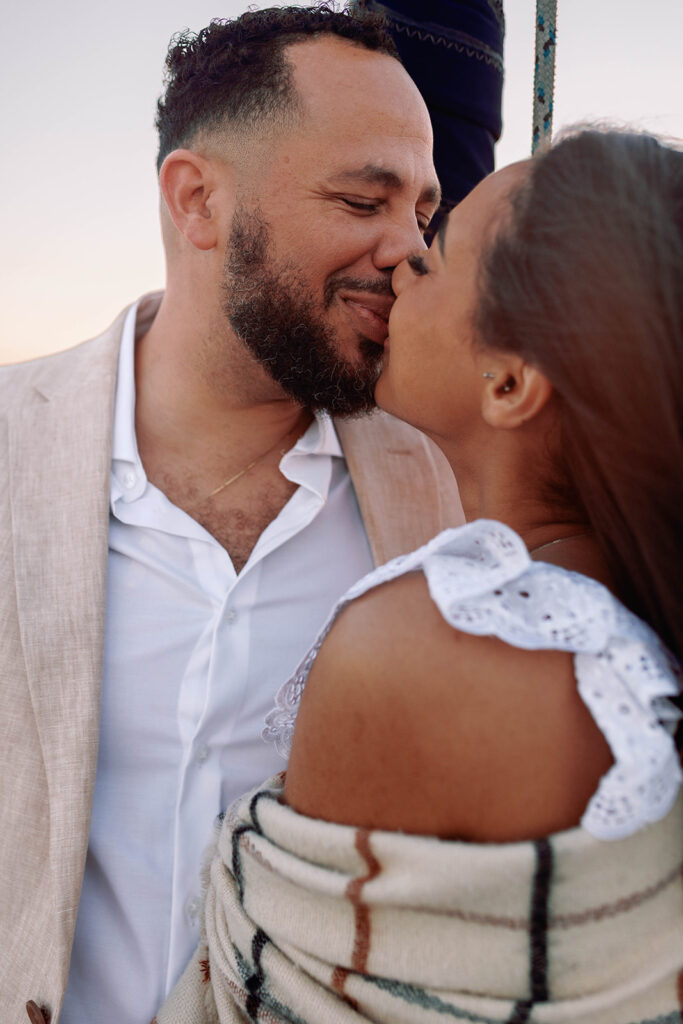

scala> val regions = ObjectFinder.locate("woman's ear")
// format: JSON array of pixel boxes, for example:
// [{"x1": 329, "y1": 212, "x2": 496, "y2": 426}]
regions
[
  {"x1": 158, "y1": 149, "x2": 220, "y2": 252},
  {"x1": 480, "y1": 358, "x2": 553, "y2": 429}
]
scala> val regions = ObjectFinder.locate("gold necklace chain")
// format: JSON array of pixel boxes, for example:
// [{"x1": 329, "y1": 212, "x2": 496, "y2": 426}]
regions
[
  {"x1": 529, "y1": 532, "x2": 589, "y2": 556},
  {"x1": 206, "y1": 422, "x2": 305, "y2": 501}
]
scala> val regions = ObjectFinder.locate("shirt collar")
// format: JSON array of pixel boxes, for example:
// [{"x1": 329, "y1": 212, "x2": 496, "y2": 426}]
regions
[
  {"x1": 111, "y1": 300, "x2": 146, "y2": 506},
  {"x1": 288, "y1": 410, "x2": 343, "y2": 460}
]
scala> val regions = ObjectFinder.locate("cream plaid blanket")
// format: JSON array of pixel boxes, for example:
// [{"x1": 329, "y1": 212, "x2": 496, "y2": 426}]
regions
[{"x1": 156, "y1": 775, "x2": 683, "y2": 1024}]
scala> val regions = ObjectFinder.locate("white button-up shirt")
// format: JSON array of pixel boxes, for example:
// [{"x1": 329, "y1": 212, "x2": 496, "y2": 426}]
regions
[{"x1": 62, "y1": 303, "x2": 374, "y2": 1024}]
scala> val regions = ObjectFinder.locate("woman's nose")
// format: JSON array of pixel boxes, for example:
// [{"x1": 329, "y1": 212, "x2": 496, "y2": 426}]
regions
[{"x1": 391, "y1": 255, "x2": 415, "y2": 296}]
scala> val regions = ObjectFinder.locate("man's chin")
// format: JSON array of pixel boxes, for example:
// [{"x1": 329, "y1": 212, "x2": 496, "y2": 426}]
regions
[
  {"x1": 304, "y1": 385, "x2": 378, "y2": 418},
  {"x1": 291, "y1": 335, "x2": 383, "y2": 417},
  {"x1": 327, "y1": 322, "x2": 385, "y2": 367},
  {"x1": 329, "y1": 401, "x2": 379, "y2": 421},
  {"x1": 292, "y1": 364, "x2": 380, "y2": 417}
]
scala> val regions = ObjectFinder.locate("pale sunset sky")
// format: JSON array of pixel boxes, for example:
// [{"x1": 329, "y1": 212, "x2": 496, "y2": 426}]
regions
[{"x1": 1, "y1": 0, "x2": 681, "y2": 364}]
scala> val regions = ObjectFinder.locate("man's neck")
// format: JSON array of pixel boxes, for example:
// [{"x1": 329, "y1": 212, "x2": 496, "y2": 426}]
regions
[
  {"x1": 133, "y1": 293, "x2": 311, "y2": 470},
  {"x1": 131, "y1": 299, "x2": 314, "y2": 567}
]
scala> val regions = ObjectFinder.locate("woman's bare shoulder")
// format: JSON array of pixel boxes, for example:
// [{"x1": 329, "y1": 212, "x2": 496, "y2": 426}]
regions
[{"x1": 284, "y1": 570, "x2": 613, "y2": 841}]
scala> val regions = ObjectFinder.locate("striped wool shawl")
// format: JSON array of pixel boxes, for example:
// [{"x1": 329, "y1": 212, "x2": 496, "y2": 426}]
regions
[{"x1": 156, "y1": 775, "x2": 683, "y2": 1024}]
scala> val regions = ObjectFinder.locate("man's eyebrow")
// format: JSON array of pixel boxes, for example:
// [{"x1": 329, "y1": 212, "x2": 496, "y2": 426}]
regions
[{"x1": 327, "y1": 164, "x2": 442, "y2": 207}]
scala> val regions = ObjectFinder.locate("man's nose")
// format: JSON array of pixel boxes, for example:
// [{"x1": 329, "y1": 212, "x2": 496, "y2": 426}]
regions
[{"x1": 371, "y1": 213, "x2": 427, "y2": 273}]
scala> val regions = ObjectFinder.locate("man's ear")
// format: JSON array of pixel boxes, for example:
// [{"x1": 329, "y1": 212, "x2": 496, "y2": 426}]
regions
[
  {"x1": 158, "y1": 149, "x2": 221, "y2": 251},
  {"x1": 480, "y1": 358, "x2": 553, "y2": 429}
]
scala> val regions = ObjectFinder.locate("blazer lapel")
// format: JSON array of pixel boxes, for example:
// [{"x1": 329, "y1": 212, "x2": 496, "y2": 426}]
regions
[
  {"x1": 336, "y1": 411, "x2": 464, "y2": 566},
  {"x1": 7, "y1": 310, "x2": 124, "y2": 973}
]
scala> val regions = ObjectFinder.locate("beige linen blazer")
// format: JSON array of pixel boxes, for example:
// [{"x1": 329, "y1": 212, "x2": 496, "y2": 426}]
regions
[{"x1": 0, "y1": 293, "x2": 463, "y2": 1023}]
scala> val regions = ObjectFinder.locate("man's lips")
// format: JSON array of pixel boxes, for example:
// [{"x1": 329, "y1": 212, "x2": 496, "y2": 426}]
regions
[{"x1": 339, "y1": 293, "x2": 393, "y2": 344}]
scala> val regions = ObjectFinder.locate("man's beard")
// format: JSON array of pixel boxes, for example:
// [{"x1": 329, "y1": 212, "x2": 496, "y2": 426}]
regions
[{"x1": 222, "y1": 205, "x2": 389, "y2": 416}]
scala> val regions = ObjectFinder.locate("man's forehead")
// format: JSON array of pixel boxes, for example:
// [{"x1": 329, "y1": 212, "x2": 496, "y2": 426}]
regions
[
  {"x1": 276, "y1": 37, "x2": 437, "y2": 202},
  {"x1": 287, "y1": 35, "x2": 431, "y2": 137}
]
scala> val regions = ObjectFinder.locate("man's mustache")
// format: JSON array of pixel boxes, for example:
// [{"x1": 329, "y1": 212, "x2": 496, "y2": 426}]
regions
[{"x1": 324, "y1": 274, "x2": 394, "y2": 308}]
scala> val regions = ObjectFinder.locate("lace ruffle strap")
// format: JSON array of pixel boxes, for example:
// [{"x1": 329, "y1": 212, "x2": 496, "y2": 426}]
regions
[{"x1": 264, "y1": 519, "x2": 681, "y2": 839}]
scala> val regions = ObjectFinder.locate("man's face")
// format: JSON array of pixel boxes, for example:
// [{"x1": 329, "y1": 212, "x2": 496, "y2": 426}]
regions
[
  {"x1": 223, "y1": 203, "x2": 391, "y2": 414},
  {"x1": 221, "y1": 36, "x2": 440, "y2": 415}
]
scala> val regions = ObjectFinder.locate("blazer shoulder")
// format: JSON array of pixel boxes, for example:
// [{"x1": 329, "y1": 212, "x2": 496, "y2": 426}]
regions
[
  {"x1": 0, "y1": 336, "x2": 107, "y2": 403},
  {"x1": 336, "y1": 409, "x2": 453, "y2": 479},
  {"x1": 335, "y1": 411, "x2": 464, "y2": 565}
]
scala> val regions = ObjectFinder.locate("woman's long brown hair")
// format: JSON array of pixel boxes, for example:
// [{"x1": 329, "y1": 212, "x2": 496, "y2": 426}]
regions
[{"x1": 476, "y1": 128, "x2": 683, "y2": 663}]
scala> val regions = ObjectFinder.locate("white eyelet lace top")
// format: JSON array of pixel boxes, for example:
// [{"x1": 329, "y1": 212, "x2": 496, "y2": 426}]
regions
[{"x1": 264, "y1": 519, "x2": 682, "y2": 841}]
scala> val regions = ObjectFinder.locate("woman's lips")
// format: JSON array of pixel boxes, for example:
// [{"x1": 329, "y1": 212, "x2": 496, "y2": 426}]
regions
[{"x1": 341, "y1": 297, "x2": 391, "y2": 344}]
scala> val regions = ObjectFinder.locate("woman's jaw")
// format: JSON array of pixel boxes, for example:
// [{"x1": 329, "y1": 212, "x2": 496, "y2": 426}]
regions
[{"x1": 374, "y1": 162, "x2": 559, "y2": 523}]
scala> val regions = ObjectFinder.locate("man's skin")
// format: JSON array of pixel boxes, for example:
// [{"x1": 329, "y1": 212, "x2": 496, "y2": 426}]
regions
[{"x1": 135, "y1": 35, "x2": 441, "y2": 572}]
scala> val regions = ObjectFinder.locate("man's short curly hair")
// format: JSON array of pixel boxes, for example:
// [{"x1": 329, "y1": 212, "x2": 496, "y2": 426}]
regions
[{"x1": 155, "y1": 4, "x2": 398, "y2": 170}]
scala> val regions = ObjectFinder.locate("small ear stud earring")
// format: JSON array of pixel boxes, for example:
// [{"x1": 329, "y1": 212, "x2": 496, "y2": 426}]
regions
[{"x1": 483, "y1": 371, "x2": 514, "y2": 393}]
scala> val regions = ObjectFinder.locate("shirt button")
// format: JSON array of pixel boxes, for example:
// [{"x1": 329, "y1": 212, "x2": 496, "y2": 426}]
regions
[
  {"x1": 185, "y1": 895, "x2": 201, "y2": 924},
  {"x1": 225, "y1": 608, "x2": 238, "y2": 624},
  {"x1": 123, "y1": 471, "x2": 136, "y2": 489},
  {"x1": 195, "y1": 744, "x2": 210, "y2": 765}
]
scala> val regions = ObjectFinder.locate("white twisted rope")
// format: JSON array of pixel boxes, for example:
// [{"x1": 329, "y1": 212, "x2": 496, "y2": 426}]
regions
[{"x1": 532, "y1": 0, "x2": 558, "y2": 153}]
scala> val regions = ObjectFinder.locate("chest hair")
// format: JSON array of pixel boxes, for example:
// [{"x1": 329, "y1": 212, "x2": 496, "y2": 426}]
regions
[{"x1": 158, "y1": 468, "x2": 299, "y2": 573}]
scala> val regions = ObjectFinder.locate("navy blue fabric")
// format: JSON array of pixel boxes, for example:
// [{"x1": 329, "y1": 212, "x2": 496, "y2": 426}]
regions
[{"x1": 358, "y1": 1, "x2": 505, "y2": 214}]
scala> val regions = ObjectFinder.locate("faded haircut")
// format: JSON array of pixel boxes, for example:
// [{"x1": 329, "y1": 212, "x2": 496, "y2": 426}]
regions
[{"x1": 155, "y1": 3, "x2": 398, "y2": 170}]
